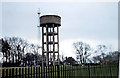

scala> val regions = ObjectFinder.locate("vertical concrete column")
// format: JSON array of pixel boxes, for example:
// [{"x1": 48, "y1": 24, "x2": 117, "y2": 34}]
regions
[
  {"x1": 42, "y1": 27, "x2": 44, "y2": 67},
  {"x1": 57, "y1": 26, "x2": 60, "y2": 65},
  {"x1": 53, "y1": 24, "x2": 55, "y2": 66},
  {"x1": 46, "y1": 25, "x2": 49, "y2": 66}
]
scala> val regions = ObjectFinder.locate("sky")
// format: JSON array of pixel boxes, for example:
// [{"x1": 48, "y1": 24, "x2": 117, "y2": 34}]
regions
[{"x1": 1, "y1": 2, "x2": 118, "y2": 59}]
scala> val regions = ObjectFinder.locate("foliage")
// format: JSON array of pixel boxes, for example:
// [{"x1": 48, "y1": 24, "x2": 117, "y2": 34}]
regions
[
  {"x1": 92, "y1": 51, "x2": 119, "y2": 63},
  {"x1": 63, "y1": 57, "x2": 77, "y2": 65}
]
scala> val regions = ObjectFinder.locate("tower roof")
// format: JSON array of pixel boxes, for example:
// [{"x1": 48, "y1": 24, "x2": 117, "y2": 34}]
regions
[{"x1": 40, "y1": 15, "x2": 61, "y2": 27}]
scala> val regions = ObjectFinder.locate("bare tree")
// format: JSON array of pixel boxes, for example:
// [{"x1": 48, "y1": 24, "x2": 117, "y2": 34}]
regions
[
  {"x1": 2, "y1": 37, "x2": 28, "y2": 67},
  {"x1": 28, "y1": 44, "x2": 41, "y2": 66},
  {"x1": 73, "y1": 41, "x2": 91, "y2": 65},
  {"x1": 1, "y1": 37, "x2": 42, "y2": 67},
  {"x1": 96, "y1": 45, "x2": 107, "y2": 62},
  {"x1": 2, "y1": 39, "x2": 11, "y2": 67},
  {"x1": 92, "y1": 55, "x2": 102, "y2": 63}
]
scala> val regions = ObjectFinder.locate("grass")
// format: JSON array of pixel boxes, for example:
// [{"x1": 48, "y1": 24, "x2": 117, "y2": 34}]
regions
[
  {"x1": 1, "y1": 63, "x2": 118, "y2": 78},
  {"x1": 74, "y1": 63, "x2": 118, "y2": 77}
]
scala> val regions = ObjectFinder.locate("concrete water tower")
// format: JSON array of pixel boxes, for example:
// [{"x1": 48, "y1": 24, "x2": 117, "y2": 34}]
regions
[{"x1": 40, "y1": 15, "x2": 61, "y2": 66}]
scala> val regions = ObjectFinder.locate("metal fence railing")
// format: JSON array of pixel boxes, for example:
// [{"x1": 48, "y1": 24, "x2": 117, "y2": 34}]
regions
[{"x1": 1, "y1": 63, "x2": 118, "y2": 78}]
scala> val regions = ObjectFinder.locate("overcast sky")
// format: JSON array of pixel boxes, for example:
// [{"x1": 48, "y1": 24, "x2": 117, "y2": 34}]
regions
[{"x1": 1, "y1": 2, "x2": 118, "y2": 58}]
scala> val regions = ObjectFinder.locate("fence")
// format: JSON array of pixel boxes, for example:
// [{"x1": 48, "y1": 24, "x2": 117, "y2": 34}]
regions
[{"x1": 1, "y1": 63, "x2": 118, "y2": 78}]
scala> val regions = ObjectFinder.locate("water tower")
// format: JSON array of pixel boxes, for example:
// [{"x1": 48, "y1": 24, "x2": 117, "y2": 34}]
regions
[{"x1": 40, "y1": 15, "x2": 61, "y2": 66}]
